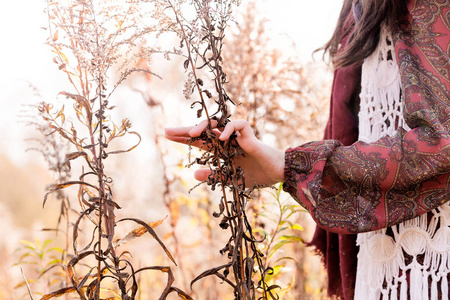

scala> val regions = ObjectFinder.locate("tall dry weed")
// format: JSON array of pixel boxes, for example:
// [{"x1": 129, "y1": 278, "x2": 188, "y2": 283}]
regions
[{"x1": 30, "y1": 0, "x2": 191, "y2": 299}]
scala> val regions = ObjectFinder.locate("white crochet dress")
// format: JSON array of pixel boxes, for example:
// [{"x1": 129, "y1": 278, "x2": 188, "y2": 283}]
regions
[{"x1": 354, "y1": 27, "x2": 450, "y2": 300}]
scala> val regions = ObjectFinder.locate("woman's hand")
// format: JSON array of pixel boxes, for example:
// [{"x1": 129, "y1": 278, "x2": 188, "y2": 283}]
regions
[{"x1": 165, "y1": 119, "x2": 285, "y2": 187}]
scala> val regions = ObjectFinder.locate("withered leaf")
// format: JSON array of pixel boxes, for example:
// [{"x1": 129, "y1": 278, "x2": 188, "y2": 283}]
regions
[
  {"x1": 64, "y1": 151, "x2": 89, "y2": 171},
  {"x1": 86, "y1": 278, "x2": 98, "y2": 299},
  {"x1": 190, "y1": 263, "x2": 234, "y2": 290},
  {"x1": 77, "y1": 267, "x2": 95, "y2": 291},
  {"x1": 117, "y1": 218, "x2": 176, "y2": 265},
  {"x1": 134, "y1": 265, "x2": 170, "y2": 274},
  {"x1": 59, "y1": 91, "x2": 92, "y2": 122},
  {"x1": 106, "y1": 131, "x2": 141, "y2": 155},
  {"x1": 68, "y1": 251, "x2": 96, "y2": 268},
  {"x1": 169, "y1": 201, "x2": 179, "y2": 227},
  {"x1": 212, "y1": 200, "x2": 225, "y2": 218},
  {"x1": 167, "y1": 287, "x2": 193, "y2": 300},
  {"x1": 52, "y1": 30, "x2": 58, "y2": 42},
  {"x1": 114, "y1": 216, "x2": 167, "y2": 248},
  {"x1": 267, "y1": 284, "x2": 281, "y2": 292},
  {"x1": 44, "y1": 181, "x2": 98, "y2": 208},
  {"x1": 219, "y1": 217, "x2": 229, "y2": 229},
  {"x1": 203, "y1": 89, "x2": 212, "y2": 98},
  {"x1": 40, "y1": 286, "x2": 77, "y2": 300},
  {"x1": 73, "y1": 210, "x2": 95, "y2": 254},
  {"x1": 55, "y1": 105, "x2": 65, "y2": 124}
]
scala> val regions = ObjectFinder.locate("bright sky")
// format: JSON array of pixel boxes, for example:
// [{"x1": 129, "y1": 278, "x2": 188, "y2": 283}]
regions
[
  {"x1": 263, "y1": 0, "x2": 343, "y2": 58},
  {"x1": 0, "y1": 0, "x2": 342, "y2": 165}
]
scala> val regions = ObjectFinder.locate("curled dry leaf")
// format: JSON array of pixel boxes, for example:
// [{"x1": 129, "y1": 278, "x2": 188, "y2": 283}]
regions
[
  {"x1": 114, "y1": 216, "x2": 167, "y2": 248},
  {"x1": 40, "y1": 286, "x2": 78, "y2": 300},
  {"x1": 117, "y1": 218, "x2": 176, "y2": 265}
]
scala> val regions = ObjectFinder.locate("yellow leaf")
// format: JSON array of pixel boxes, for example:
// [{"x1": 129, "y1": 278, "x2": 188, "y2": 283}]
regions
[
  {"x1": 52, "y1": 30, "x2": 58, "y2": 42},
  {"x1": 169, "y1": 201, "x2": 180, "y2": 227},
  {"x1": 114, "y1": 217, "x2": 167, "y2": 248},
  {"x1": 55, "y1": 105, "x2": 65, "y2": 125}
]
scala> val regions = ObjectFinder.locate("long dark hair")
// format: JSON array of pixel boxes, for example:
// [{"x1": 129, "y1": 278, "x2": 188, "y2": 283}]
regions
[{"x1": 322, "y1": 0, "x2": 408, "y2": 68}]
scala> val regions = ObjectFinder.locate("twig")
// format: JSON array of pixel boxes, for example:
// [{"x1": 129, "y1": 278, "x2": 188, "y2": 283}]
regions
[{"x1": 20, "y1": 266, "x2": 35, "y2": 300}]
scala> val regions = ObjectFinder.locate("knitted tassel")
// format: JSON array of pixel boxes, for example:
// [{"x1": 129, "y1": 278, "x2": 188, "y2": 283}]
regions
[
  {"x1": 431, "y1": 276, "x2": 438, "y2": 300},
  {"x1": 442, "y1": 273, "x2": 448, "y2": 300},
  {"x1": 410, "y1": 260, "x2": 422, "y2": 300},
  {"x1": 382, "y1": 289, "x2": 389, "y2": 300},
  {"x1": 400, "y1": 278, "x2": 408, "y2": 300},
  {"x1": 422, "y1": 271, "x2": 429, "y2": 300},
  {"x1": 390, "y1": 284, "x2": 397, "y2": 300}
]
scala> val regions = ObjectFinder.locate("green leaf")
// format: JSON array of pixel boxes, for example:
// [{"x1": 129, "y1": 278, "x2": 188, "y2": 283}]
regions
[
  {"x1": 13, "y1": 261, "x2": 38, "y2": 266},
  {"x1": 279, "y1": 235, "x2": 303, "y2": 242},
  {"x1": 269, "y1": 240, "x2": 291, "y2": 258},
  {"x1": 273, "y1": 256, "x2": 298, "y2": 265},
  {"x1": 291, "y1": 224, "x2": 304, "y2": 231},
  {"x1": 41, "y1": 239, "x2": 53, "y2": 250},
  {"x1": 47, "y1": 259, "x2": 63, "y2": 266},
  {"x1": 20, "y1": 240, "x2": 37, "y2": 250},
  {"x1": 269, "y1": 237, "x2": 302, "y2": 259},
  {"x1": 14, "y1": 279, "x2": 37, "y2": 289},
  {"x1": 47, "y1": 247, "x2": 65, "y2": 253},
  {"x1": 18, "y1": 253, "x2": 35, "y2": 262}
]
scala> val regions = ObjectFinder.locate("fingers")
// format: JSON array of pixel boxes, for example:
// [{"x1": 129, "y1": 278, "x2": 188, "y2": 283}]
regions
[
  {"x1": 194, "y1": 168, "x2": 211, "y2": 181},
  {"x1": 166, "y1": 119, "x2": 256, "y2": 152},
  {"x1": 165, "y1": 126, "x2": 204, "y2": 148},
  {"x1": 167, "y1": 119, "x2": 249, "y2": 141},
  {"x1": 165, "y1": 126, "x2": 193, "y2": 134},
  {"x1": 166, "y1": 119, "x2": 265, "y2": 185},
  {"x1": 219, "y1": 119, "x2": 251, "y2": 141},
  {"x1": 165, "y1": 126, "x2": 192, "y2": 144},
  {"x1": 165, "y1": 119, "x2": 220, "y2": 140},
  {"x1": 188, "y1": 119, "x2": 219, "y2": 137}
]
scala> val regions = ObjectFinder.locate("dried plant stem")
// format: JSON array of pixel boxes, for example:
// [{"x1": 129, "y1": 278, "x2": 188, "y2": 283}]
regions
[
  {"x1": 166, "y1": 0, "x2": 212, "y2": 126},
  {"x1": 96, "y1": 73, "x2": 104, "y2": 297},
  {"x1": 230, "y1": 162, "x2": 248, "y2": 297},
  {"x1": 167, "y1": 3, "x2": 245, "y2": 292},
  {"x1": 165, "y1": 1, "x2": 279, "y2": 298},
  {"x1": 217, "y1": 163, "x2": 245, "y2": 296}
]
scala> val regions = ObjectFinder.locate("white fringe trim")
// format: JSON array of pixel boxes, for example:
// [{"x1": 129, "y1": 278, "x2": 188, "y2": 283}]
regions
[{"x1": 354, "y1": 27, "x2": 450, "y2": 300}]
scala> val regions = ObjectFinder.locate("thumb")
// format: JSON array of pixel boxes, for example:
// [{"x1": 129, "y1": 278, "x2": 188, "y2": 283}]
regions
[{"x1": 194, "y1": 168, "x2": 212, "y2": 181}]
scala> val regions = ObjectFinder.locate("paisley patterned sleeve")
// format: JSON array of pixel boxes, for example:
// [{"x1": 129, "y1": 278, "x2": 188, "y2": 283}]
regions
[{"x1": 283, "y1": 0, "x2": 450, "y2": 234}]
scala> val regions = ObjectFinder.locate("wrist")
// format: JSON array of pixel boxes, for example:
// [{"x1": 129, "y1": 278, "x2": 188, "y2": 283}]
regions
[
  {"x1": 274, "y1": 149, "x2": 286, "y2": 183},
  {"x1": 263, "y1": 145, "x2": 285, "y2": 184}
]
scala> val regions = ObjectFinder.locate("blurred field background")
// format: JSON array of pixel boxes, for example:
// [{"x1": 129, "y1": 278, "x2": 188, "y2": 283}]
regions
[{"x1": 0, "y1": 0, "x2": 342, "y2": 299}]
